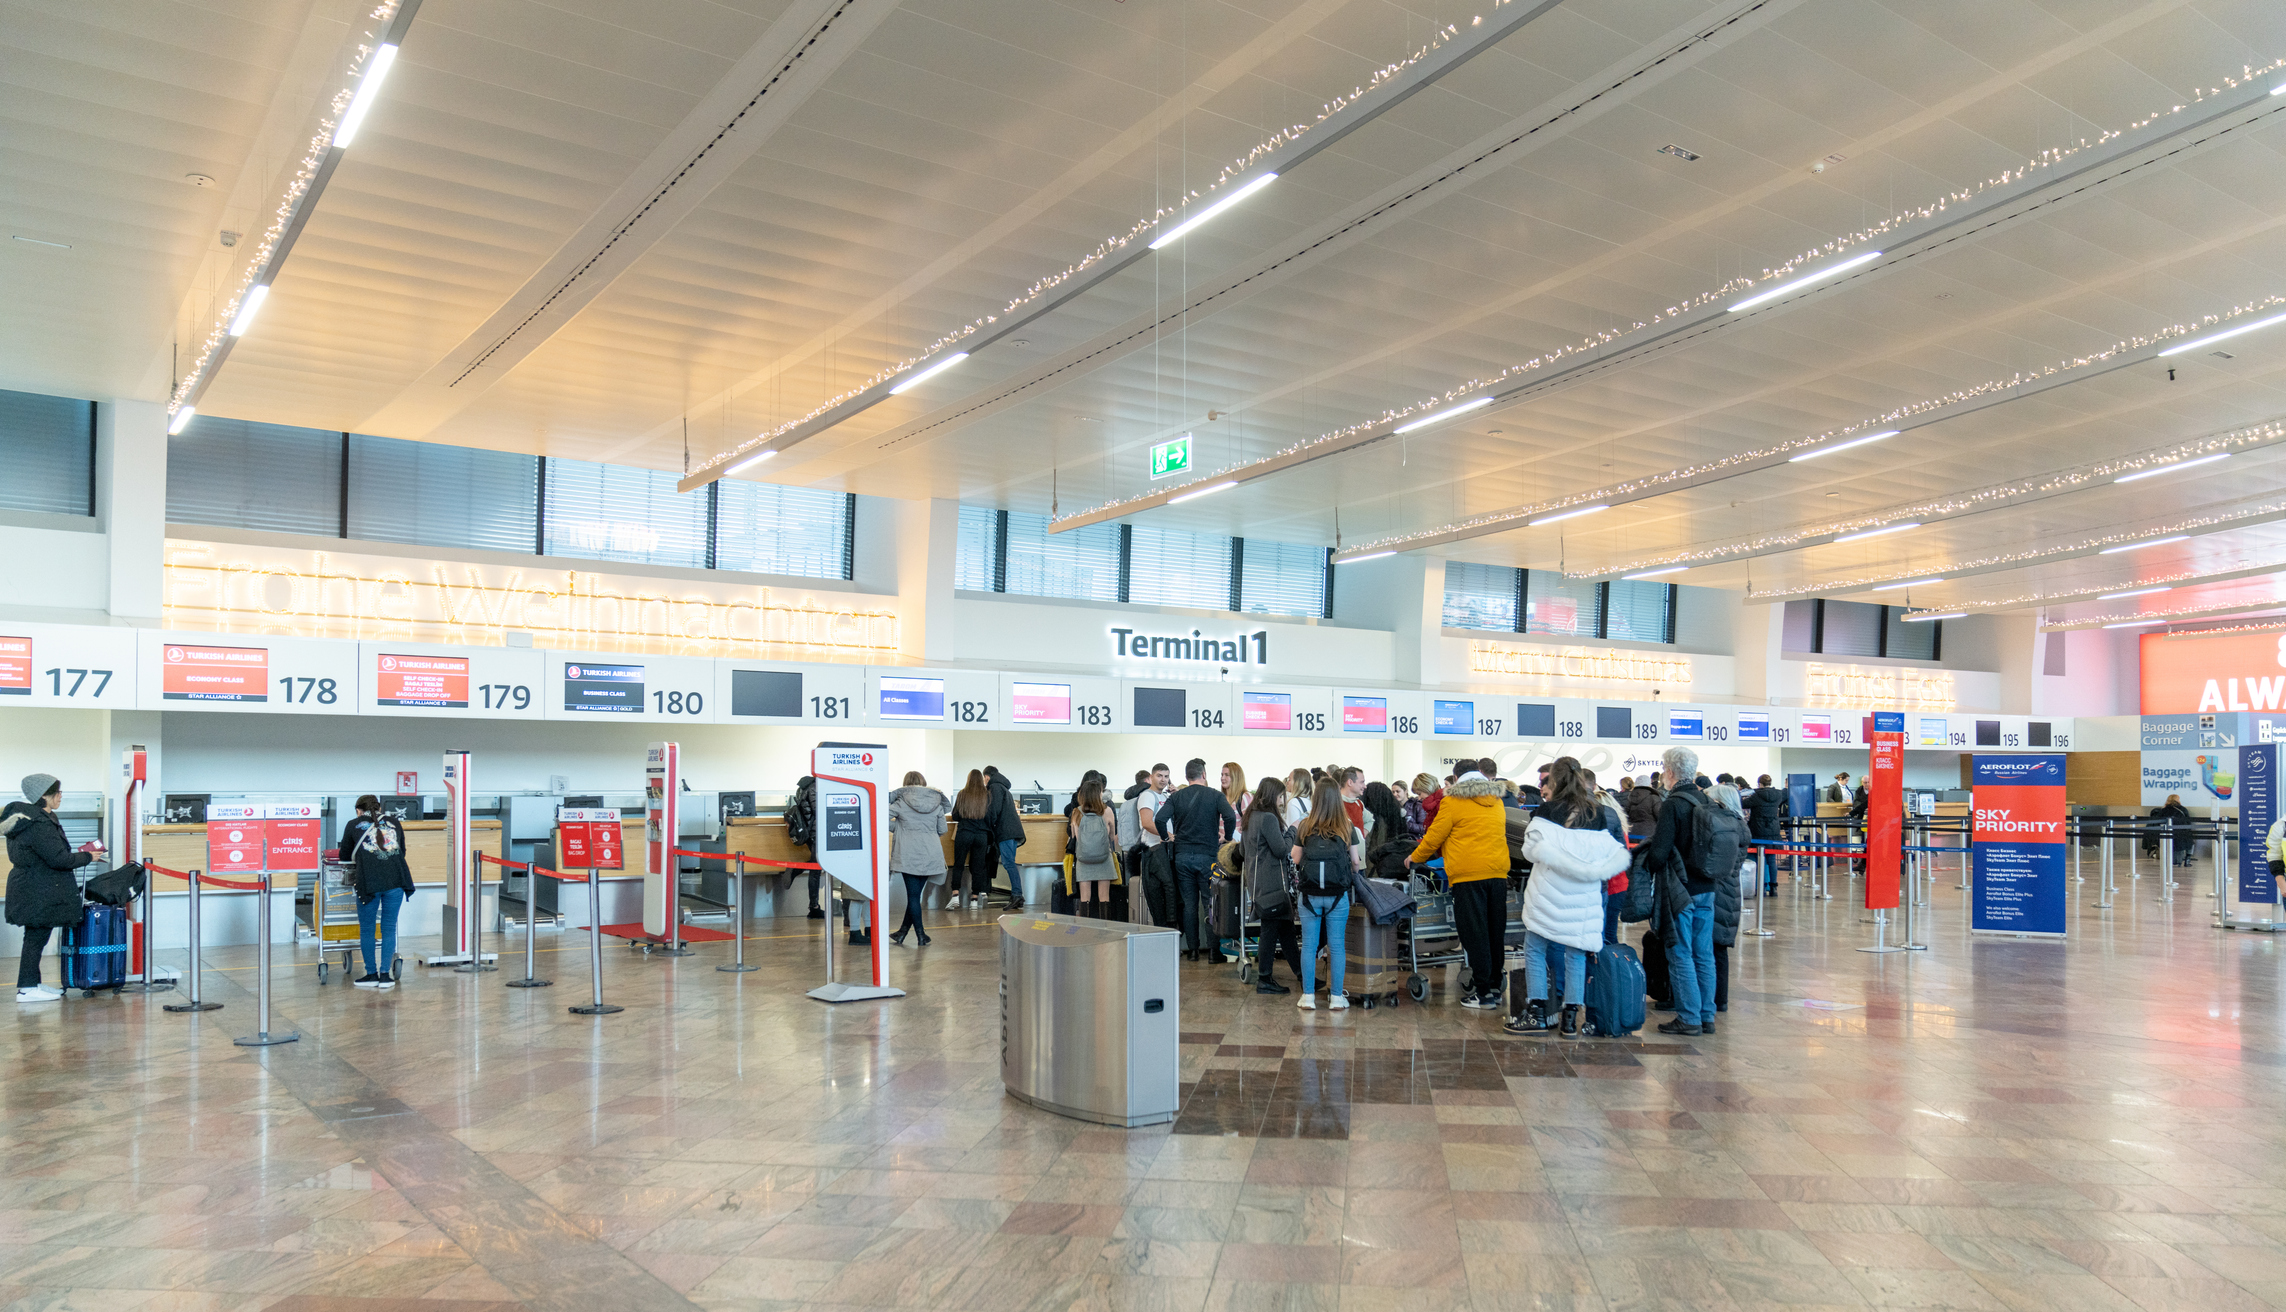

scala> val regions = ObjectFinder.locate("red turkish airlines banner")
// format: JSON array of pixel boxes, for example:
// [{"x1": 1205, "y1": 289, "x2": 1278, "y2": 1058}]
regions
[
  {"x1": 205, "y1": 818, "x2": 266, "y2": 872},
  {"x1": 1865, "y1": 727, "x2": 1904, "y2": 910},
  {"x1": 0, "y1": 636, "x2": 29, "y2": 695}
]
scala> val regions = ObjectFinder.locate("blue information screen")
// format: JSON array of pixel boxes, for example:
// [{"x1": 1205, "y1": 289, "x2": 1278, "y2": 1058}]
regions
[
  {"x1": 1432, "y1": 700, "x2": 1473, "y2": 735},
  {"x1": 1736, "y1": 712, "x2": 1769, "y2": 741},
  {"x1": 1668, "y1": 710, "x2": 1703, "y2": 740},
  {"x1": 564, "y1": 663, "x2": 643, "y2": 714},
  {"x1": 878, "y1": 676, "x2": 945, "y2": 720}
]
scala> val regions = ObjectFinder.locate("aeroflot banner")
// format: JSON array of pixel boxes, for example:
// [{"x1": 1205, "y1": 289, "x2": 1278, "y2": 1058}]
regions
[
  {"x1": 1970, "y1": 754, "x2": 2068, "y2": 936},
  {"x1": 2142, "y1": 630, "x2": 2286, "y2": 714}
]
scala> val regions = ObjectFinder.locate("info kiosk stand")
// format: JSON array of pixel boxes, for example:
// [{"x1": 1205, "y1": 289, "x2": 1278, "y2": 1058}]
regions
[
  {"x1": 425, "y1": 751, "x2": 496, "y2": 970},
  {"x1": 809, "y1": 742, "x2": 904, "y2": 1004},
  {"x1": 642, "y1": 742, "x2": 689, "y2": 956},
  {"x1": 115, "y1": 745, "x2": 173, "y2": 993}
]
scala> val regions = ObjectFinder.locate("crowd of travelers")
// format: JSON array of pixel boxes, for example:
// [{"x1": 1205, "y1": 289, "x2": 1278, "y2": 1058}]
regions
[{"x1": 860, "y1": 748, "x2": 1798, "y2": 1037}]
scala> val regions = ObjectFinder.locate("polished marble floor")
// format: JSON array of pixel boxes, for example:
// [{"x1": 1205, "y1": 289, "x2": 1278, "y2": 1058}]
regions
[{"x1": 5, "y1": 862, "x2": 2286, "y2": 1311}]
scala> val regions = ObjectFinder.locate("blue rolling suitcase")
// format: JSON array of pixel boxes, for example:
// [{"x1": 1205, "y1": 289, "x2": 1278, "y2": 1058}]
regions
[
  {"x1": 1583, "y1": 941, "x2": 1646, "y2": 1037},
  {"x1": 61, "y1": 904, "x2": 130, "y2": 994}
]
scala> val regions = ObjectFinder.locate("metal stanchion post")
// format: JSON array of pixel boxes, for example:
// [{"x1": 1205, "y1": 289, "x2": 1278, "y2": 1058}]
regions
[
  {"x1": 719, "y1": 856, "x2": 756, "y2": 973},
  {"x1": 570, "y1": 867, "x2": 622, "y2": 1015},
  {"x1": 1902, "y1": 852, "x2": 1928, "y2": 950},
  {"x1": 164, "y1": 869, "x2": 221, "y2": 1013},
  {"x1": 1748, "y1": 845, "x2": 1775, "y2": 937},
  {"x1": 454, "y1": 852, "x2": 498, "y2": 973},
  {"x1": 234, "y1": 870, "x2": 297, "y2": 1046},
  {"x1": 2160, "y1": 836, "x2": 2173, "y2": 901},
  {"x1": 505, "y1": 860, "x2": 551, "y2": 989}
]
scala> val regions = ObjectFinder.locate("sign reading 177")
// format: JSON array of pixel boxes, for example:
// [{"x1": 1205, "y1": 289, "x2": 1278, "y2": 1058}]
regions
[{"x1": 1150, "y1": 433, "x2": 1192, "y2": 480}]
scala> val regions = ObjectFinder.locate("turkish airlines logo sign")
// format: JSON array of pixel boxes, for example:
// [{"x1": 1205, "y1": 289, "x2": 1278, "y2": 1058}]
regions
[{"x1": 2141, "y1": 631, "x2": 2286, "y2": 714}]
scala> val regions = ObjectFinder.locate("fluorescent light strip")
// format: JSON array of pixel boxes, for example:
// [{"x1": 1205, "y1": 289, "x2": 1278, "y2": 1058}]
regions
[
  {"x1": 2116, "y1": 452, "x2": 2232, "y2": 483},
  {"x1": 1789, "y1": 429, "x2": 1899, "y2": 462},
  {"x1": 1338, "y1": 551, "x2": 1396, "y2": 564},
  {"x1": 1393, "y1": 395, "x2": 1494, "y2": 435},
  {"x1": 724, "y1": 449, "x2": 778, "y2": 476},
  {"x1": 1873, "y1": 577, "x2": 1943, "y2": 590},
  {"x1": 1147, "y1": 173, "x2": 1278, "y2": 250},
  {"x1": 1831, "y1": 521, "x2": 1920, "y2": 544},
  {"x1": 1900, "y1": 611, "x2": 1962, "y2": 622},
  {"x1": 1528, "y1": 504, "x2": 1608, "y2": 528},
  {"x1": 2098, "y1": 585, "x2": 2170, "y2": 599},
  {"x1": 167, "y1": 406, "x2": 196, "y2": 435},
  {"x1": 1622, "y1": 566, "x2": 1686, "y2": 580},
  {"x1": 227, "y1": 284, "x2": 269, "y2": 337},
  {"x1": 887, "y1": 351, "x2": 969, "y2": 395},
  {"x1": 1168, "y1": 480, "x2": 1237, "y2": 505},
  {"x1": 330, "y1": 42, "x2": 398, "y2": 148},
  {"x1": 1729, "y1": 249, "x2": 1885, "y2": 312},
  {"x1": 2159, "y1": 309, "x2": 2286, "y2": 358},
  {"x1": 2098, "y1": 534, "x2": 2189, "y2": 554},
  {"x1": 2104, "y1": 618, "x2": 2169, "y2": 628}
]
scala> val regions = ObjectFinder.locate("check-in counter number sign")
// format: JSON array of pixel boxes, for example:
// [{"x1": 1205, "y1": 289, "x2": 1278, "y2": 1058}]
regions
[
  {"x1": 165, "y1": 645, "x2": 269, "y2": 702},
  {"x1": 377, "y1": 653, "x2": 471, "y2": 708}
]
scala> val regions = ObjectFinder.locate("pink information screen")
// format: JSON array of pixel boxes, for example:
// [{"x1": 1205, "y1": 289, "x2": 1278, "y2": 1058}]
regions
[
  {"x1": 1242, "y1": 692, "x2": 1291, "y2": 731},
  {"x1": 1010, "y1": 682, "x2": 1071, "y2": 725}
]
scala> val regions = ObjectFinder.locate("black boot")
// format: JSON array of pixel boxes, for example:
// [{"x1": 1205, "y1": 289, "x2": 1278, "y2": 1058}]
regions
[
  {"x1": 1560, "y1": 1004, "x2": 1581, "y2": 1038},
  {"x1": 808, "y1": 905, "x2": 825, "y2": 920},
  {"x1": 1256, "y1": 962, "x2": 1291, "y2": 995},
  {"x1": 1503, "y1": 999, "x2": 1552, "y2": 1035}
]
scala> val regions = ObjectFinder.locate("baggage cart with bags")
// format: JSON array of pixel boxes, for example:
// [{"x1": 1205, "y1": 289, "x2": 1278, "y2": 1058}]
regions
[{"x1": 301, "y1": 858, "x2": 400, "y2": 983}]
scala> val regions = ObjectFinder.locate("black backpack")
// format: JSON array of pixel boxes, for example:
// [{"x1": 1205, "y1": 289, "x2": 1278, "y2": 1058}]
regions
[
  {"x1": 785, "y1": 777, "x2": 817, "y2": 851},
  {"x1": 1297, "y1": 832, "x2": 1353, "y2": 897},
  {"x1": 1681, "y1": 791, "x2": 1745, "y2": 887}
]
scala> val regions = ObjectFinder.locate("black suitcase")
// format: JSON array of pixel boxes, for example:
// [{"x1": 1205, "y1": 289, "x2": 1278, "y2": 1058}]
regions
[
  {"x1": 1639, "y1": 927, "x2": 1671, "y2": 1007},
  {"x1": 61, "y1": 903, "x2": 130, "y2": 993}
]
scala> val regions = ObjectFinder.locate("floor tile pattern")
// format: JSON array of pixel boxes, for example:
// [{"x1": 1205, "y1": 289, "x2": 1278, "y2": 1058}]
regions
[{"x1": 3, "y1": 870, "x2": 2285, "y2": 1310}]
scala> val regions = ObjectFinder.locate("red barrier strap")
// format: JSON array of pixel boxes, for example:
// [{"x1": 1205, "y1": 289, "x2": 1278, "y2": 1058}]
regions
[
  {"x1": 667, "y1": 847, "x2": 820, "y2": 871},
  {"x1": 196, "y1": 872, "x2": 268, "y2": 891},
  {"x1": 482, "y1": 850, "x2": 587, "y2": 882}
]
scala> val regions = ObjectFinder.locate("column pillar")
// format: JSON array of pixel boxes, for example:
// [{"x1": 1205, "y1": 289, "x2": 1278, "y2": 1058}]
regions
[{"x1": 98, "y1": 399, "x2": 169, "y2": 622}]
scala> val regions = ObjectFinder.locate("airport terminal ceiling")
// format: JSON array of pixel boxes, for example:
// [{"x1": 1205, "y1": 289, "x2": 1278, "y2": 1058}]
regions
[{"x1": 8, "y1": 0, "x2": 2286, "y2": 635}]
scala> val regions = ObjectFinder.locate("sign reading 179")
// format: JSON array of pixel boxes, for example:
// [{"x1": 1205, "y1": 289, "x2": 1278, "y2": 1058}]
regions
[{"x1": 1149, "y1": 433, "x2": 1192, "y2": 480}]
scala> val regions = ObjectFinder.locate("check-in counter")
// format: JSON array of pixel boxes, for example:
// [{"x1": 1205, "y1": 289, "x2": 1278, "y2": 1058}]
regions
[
  {"x1": 139, "y1": 820, "x2": 504, "y2": 886},
  {"x1": 722, "y1": 811, "x2": 1070, "y2": 865}
]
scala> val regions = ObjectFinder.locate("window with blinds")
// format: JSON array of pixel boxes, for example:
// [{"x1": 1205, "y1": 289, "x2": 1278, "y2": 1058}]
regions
[
  {"x1": 542, "y1": 458, "x2": 708, "y2": 569},
  {"x1": 1819, "y1": 599, "x2": 1884, "y2": 657},
  {"x1": 715, "y1": 482, "x2": 852, "y2": 579},
  {"x1": 955, "y1": 505, "x2": 999, "y2": 591},
  {"x1": 1442, "y1": 562, "x2": 1522, "y2": 631},
  {"x1": 1126, "y1": 525, "x2": 1234, "y2": 610},
  {"x1": 1524, "y1": 570, "x2": 1601, "y2": 637},
  {"x1": 1883, "y1": 607, "x2": 1940, "y2": 660},
  {"x1": 348, "y1": 434, "x2": 537, "y2": 554},
  {"x1": 0, "y1": 389, "x2": 94, "y2": 516},
  {"x1": 1238, "y1": 538, "x2": 1328, "y2": 617},
  {"x1": 1003, "y1": 510, "x2": 1121, "y2": 602},
  {"x1": 1603, "y1": 579, "x2": 1675, "y2": 643},
  {"x1": 168, "y1": 416, "x2": 342, "y2": 535}
]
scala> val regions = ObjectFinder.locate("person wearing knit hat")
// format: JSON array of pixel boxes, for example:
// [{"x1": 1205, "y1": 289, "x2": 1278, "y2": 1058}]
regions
[{"x1": 5, "y1": 773, "x2": 99, "y2": 1003}]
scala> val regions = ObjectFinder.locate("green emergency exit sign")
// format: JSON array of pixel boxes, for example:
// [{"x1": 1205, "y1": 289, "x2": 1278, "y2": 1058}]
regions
[{"x1": 1150, "y1": 433, "x2": 1192, "y2": 480}]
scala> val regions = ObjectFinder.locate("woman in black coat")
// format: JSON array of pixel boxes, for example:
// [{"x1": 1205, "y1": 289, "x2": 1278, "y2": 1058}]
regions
[
  {"x1": 338, "y1": 795, "x2": 414, "y2": 989},
  {"x1": 4, "y1": 773, "x2": 98, "y2": 1001}
]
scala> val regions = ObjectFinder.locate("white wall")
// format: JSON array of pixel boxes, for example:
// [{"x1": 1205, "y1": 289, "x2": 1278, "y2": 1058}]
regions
[
  {"x1": 0, "y1": 706, "x2": 113, "y2": 797},
  {"x1": 2035, "y1": 626, "x2": 2138, "y2": 718},
  {"x1": 0, "y1": 520, "x2": 109, "y2": 616}
]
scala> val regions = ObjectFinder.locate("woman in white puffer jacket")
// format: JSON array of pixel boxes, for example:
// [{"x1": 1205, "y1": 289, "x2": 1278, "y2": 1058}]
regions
[{"x1": 1514, "y1": 758, "x2": 1631, "y2": 1037}]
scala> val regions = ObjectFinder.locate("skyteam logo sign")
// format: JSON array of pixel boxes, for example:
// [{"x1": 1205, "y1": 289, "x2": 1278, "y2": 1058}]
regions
[{"x1": 2240, "y1": 744, "x2": 2278, "y2": 905}]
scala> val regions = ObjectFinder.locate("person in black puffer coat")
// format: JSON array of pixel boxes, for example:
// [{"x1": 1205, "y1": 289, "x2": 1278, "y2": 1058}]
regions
[{"x1": 5, "y1": 773, "x2": 98, "y2": 1002}]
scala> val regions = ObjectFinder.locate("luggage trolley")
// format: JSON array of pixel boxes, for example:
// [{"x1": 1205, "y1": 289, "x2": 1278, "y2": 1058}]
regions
[
  {"x1": 1402, "y1": 873, "x2": 1465, "y2": 1002},
  {"x1": 303, "y1": 859, "x2": 400, "y2": 983}
]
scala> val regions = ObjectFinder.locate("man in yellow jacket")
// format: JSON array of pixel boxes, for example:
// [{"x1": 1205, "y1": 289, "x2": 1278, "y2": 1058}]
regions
[{"x1": 1410, "y1": 769, "x2": 1511, "y2": 1009}]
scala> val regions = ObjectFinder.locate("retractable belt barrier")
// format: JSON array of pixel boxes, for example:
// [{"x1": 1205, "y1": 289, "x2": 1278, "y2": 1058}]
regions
[
  {"x1": 149, "y1": 862, "x2": 223, "y2": 1015},
  {"x1": 143, "y1": 860, "x2": 295, "y2": 1044},
  {"x1": 667, "y1": 849, "x2": 819, "y2": 975},
  {"x1": 479, "y1": 853, "x2": 618, "y2": 1014}
]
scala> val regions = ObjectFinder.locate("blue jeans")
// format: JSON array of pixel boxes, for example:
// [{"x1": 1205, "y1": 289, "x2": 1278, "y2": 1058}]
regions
[
  {"x1": 998, "y1": 839, "x2": 1020, "y2": 904},
  {"x1": 1299, "y1": 893, "x2": 1349, "y2": 995},
  {"x1": 1665, "y1": 891, "x2": 1717, "y2": 1027},
  {"x1": 357, "y1": 887, "x2": 405, "y2": 978},
  {"x1": 1524, "y1": 929, "x2": 1584, "y2": 1004}
]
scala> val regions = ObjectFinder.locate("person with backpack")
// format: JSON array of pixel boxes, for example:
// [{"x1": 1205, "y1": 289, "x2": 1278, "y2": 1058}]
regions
[
  {"x1": 1407, "y1": 766, "x2": 1510, "y2": 1009},
  {"x1": 1243, "y1": 775, "x2": 1301, "y2": 995},
  {"x1": 1508, "y1": 759, "x2": 1630, "y2": 1036},
  {"x1": 785, "y1": 776, "x2": 824, "y2": 919},
  {"x1": 949, "y1": 771, "x2": 998, "y2": 912},
  {"x1": 4, "y1": 774, "x2": 101, "y2": 1004},
  {"x1": 1635, "y1": 747, "x2": 1728, "y2": 1036},
  {"x1": 1746, "y1": 773, "x2": 1788, "y2": 895},
  {"x1": 1287, "y1": 779, "x2": 1359, "y2": 1009},
  {"x1": 339, "y1": 794, "x2": 415, "y2": 990},
  {"x1": 1067, "y1": 777, "x2": 1119, "y2": 918},
  {"x1": 1154, "y1": 759, "x2": 1239, "y2": 963},
  {"x1": 886, "y1": 772, "x2": 949, "y2": 947}
]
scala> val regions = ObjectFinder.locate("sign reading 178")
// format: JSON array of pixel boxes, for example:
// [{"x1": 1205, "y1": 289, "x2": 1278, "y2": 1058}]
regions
[{"x1": 1150, "y1": 433, "x2": 1192, "y2": 480}]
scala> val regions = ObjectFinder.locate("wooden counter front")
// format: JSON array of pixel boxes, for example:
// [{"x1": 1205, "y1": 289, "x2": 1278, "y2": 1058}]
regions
[
  {"x1": 139, "y1": 820, "x2": 503, "y2": 887},
  {"x1": 724, "y1": 812, "x2": 1071, "y2": 866}
]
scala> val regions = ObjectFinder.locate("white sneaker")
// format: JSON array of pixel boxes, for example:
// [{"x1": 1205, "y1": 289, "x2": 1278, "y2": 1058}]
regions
[
  {"x1": 1296, "y1": 995, "x2": 1316, "y2": 1010},
  {"x1": 1328, "y1": 995, "x2": 1350, "y2": 1011},
  {"x1": 16, "y1": 985, "x2": 61, "y2": 1003}
]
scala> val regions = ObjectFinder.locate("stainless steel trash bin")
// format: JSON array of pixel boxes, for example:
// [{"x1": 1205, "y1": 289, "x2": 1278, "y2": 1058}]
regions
[{"x1": 1000, "y1": 913, "x2": 1180, "y2": 1127}]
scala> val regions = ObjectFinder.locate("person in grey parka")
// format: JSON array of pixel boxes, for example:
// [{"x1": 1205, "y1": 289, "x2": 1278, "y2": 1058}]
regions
[{"x1": 887, "y1": 772, "x2": 949, "y2": 947}]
